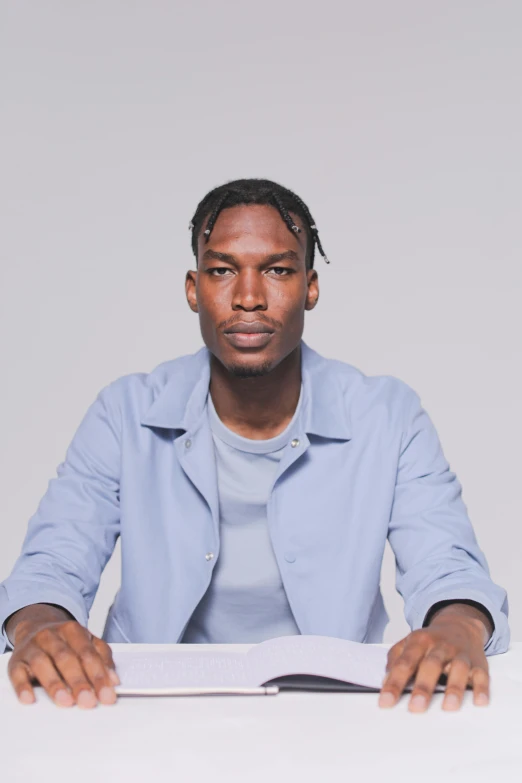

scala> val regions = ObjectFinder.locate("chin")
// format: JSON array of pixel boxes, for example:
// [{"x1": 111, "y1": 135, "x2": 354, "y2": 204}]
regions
[{"x1": 223, "y1": 356, "x2": 274, "y2": 378}]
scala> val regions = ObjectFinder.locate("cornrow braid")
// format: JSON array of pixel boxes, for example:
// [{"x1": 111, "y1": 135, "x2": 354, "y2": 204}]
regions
[
  {"x1": 311, "y1": 228, "x2": 329, "y2": 263},
  {"x1": 203, "y1": 189, "x2": 230, "y2": 241},
  {"x1": 270, "y1": 191, "x2": 301, "y2": 235},
  {"x1": 285, "y1": 192, "x2": 330, "y2": 264},
  {"x1": 189, "y1": 178, "x2": 331, "y2": 269}
]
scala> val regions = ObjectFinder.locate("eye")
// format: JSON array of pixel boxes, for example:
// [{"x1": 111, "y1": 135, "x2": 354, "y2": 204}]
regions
[
  {"x1": 208, "y1": 267, "x2": 233, "y2": 277},
  {"x1": 267, "y1": 267, "x2": 292, "y2": 276}
]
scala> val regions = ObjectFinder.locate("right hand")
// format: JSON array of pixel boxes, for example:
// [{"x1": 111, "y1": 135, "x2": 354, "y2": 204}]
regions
[{"x1": 8, "y1": 617, "x2": 120, "y2": 708}]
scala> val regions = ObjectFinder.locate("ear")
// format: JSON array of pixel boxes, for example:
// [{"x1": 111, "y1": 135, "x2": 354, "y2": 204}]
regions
[
  {"x1": 185, "y1": 269, "x2": 198, "y2": 313},
  {"x1": 305, "y1": 269, "x2": 319, "y2": 311}
]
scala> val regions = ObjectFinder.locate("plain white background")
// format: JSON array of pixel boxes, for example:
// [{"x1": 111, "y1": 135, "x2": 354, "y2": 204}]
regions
[{"x1": 1, "y1": 0, "x2": 520, "y2": 643}]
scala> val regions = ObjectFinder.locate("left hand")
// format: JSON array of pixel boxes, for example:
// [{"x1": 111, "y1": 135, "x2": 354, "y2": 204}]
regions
[{"x1": 378, "y1": 606, "x2": 491, "y2": 712}]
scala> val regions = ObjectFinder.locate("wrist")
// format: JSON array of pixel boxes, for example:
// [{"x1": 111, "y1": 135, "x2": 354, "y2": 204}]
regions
[{"x1": 6, "y1": 604, "x2": 74, "y2": 647}]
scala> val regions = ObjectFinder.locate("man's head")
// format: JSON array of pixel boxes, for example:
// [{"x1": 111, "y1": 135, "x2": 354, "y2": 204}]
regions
[{"x1": 185, "y1": 178, "x2": 328, "y2": 377}]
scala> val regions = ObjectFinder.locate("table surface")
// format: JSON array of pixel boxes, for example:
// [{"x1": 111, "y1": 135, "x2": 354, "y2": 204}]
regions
[{"x1": 2, "y1": 642, "x2": 522, "y2": 783}]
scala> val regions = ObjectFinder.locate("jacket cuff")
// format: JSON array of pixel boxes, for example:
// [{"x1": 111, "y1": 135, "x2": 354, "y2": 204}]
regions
[
  {"x1": 0, "y1": 584, "x2": 88, "y2": 654},
  {"x1": 406, "y1": 588, "x2": 510, "y2": 656}
]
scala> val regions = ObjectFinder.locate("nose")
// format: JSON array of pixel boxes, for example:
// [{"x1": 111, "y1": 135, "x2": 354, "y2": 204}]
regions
[{"x1": 231, "y1": 269, "x2": 267, "y2": 311}]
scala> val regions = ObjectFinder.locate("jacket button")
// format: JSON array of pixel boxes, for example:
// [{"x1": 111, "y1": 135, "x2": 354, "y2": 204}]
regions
[
  {"x1": 205, "y1": 552, "x2": 214, "y2": 561},
  {"x1": 284, "y1": 553, "x2": 296, "y2": 563},
  {"x1": 185, "y1": 439, "x2": 192, "y2": 449}
]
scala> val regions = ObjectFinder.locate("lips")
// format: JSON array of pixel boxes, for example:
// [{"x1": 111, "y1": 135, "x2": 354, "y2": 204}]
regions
[
  {"x1": 223, "y1": 322, "x2": 275, "y2": 349},
  {"x1": 224, "y1": 322, "x2": 275, "y2": 335}
]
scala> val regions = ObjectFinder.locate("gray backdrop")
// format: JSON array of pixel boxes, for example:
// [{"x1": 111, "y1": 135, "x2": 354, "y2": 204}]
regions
[{"x1": 1, "y1": 0, "x2": 521, "y2": 643}]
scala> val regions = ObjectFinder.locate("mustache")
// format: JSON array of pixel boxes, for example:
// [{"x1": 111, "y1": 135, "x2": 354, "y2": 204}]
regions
[{"x1": 219, "y1": 315, "x2": 283, "y2": 331}]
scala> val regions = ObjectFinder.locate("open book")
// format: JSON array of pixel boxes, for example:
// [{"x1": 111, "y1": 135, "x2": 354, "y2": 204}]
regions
[{"x1": 113, "y1": 635, "x2": 389, "y2": 696}]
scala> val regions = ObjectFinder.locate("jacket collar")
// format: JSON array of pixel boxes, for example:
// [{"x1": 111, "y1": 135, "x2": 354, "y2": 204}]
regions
[{"x1": 140, "y1": 341, "x2": 352, "y2": 441}]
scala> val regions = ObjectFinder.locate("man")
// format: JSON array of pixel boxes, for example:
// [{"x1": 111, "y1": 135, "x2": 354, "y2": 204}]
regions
[{"x1": 0, "y1": 178, "x2": 509, "y2": 713}]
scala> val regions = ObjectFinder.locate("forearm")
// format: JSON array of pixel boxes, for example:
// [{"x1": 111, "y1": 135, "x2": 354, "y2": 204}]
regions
[
  {"x1": 426, "y1": 601, "x2": 493, "y2": 646},
  {"x1": 5, "y1": 603, "x2": 75, "y2": 647}
]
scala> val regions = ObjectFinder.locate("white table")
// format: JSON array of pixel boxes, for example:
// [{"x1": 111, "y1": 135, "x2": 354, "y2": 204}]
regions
[{"x1": 2, "y1": 642, "x2": 522, "y2": 783}]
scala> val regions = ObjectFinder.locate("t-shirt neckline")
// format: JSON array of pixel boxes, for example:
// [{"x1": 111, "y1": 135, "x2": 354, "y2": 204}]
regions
[{"x1": 206, "y1": 386, "x2": 303, "y2": 455}]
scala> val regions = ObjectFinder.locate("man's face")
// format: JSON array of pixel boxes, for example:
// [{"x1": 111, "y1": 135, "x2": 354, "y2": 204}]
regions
[{"x1": 185, "y1": 204, "x2": 319, "y2": 376}]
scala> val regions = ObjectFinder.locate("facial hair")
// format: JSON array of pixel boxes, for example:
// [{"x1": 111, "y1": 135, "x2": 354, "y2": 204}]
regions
[{"x1": 225, "y1": 360, "x2": 273, "y2": 378}]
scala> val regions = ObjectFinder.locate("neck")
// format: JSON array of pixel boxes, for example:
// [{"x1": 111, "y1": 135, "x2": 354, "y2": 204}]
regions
[{"x1": 209, "y1": 345, "x2": 302, "y2": 440}]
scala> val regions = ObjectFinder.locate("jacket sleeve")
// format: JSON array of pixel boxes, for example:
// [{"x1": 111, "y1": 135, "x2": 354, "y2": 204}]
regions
[
  {"x1": 387, "y1": 388, "x2": 509, "y2": 655},
  {"x1": 0, "y1": 383, "x2": 121, "y2": 653}
]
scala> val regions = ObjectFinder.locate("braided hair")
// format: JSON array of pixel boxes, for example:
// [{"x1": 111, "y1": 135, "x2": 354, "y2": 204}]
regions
[{"x1": 189, "y1": 178, "x2": 330, "y2": 269}]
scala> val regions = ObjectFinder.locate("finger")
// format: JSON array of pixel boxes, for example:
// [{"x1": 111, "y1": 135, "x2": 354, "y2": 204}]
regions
[
  {"x1": 470, "y1": 665, "x2": 490, "y2": 707},
  {"x1": 385, "y1": 640, "x2": 406, "y2": 673},
  {"x1": 61, "y1": 624, "x2": 117, "y2": 705},
  {"x1": 441, "y1": 655, "x2": 471, "y2": 711},
  {"x1": 8, "y1": 661, "x2": 36, "y2": 705},
  {"x1": 92, "y1": 637, "x2": 120, "y2": 685},
  {"x1": 22, "y1": 649, "x2": 74, "y2": 708},
  {"x1": 409, "y1": 647, "x2": 452, "y2": 713},
  {"x1": 379, "y1": 640, "x2": 427, "y2": 708},
  {"x1": 36, "y1": 630, "x2": 103, "y2": 708}
]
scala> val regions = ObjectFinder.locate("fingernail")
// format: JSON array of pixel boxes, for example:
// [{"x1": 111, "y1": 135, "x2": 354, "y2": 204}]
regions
[
  {"x1": 475, "y1": 692, "x2": 489, "y2": 707},
  {"x1": 443, "y1": 693, "x2": 460, "y2": 710},
  {"x1": 77, "y1": 689, "x2": 97, "y2": 709},
  {"x1": 109, "y1": 669, "x2": 120, "y2": 685},
  {"x1": 410, "y1": 694, "x2": 427, "y2": 711},
  {"x1": 19, "y1": 690, "x2": 34, "y2": 705},
  {"x1": 442, "y1": 693, "x2": 460, "y2": 710},
  {"x1": 98, "y1": 686, "x2": 117, "y2": 705},
  {"x1": 54, "y1": 689, "x2": 73, "y2": 707},
  {"x1": 378, "y1": 692, "x2": 395, "y2": 708}
]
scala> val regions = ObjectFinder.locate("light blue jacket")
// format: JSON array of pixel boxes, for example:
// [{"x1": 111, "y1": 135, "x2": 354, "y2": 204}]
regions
[{"x1": 0, "y1": 342, "x2": 509, "y2": 654}]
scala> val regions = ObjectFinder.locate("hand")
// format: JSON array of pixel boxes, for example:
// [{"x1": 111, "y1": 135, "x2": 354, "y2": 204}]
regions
[
  {"x1": 7, "y1": 608, "x2": 120, "y2": 708},
  {"x1": 378, "y1": 605, "x2": 491, "y2": 713}
]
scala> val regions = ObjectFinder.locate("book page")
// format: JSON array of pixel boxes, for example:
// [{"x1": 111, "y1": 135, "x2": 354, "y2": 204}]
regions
[
  {"x1": 113, "y1": 649, "x2": 253, "y2": 691},
  {"x1": 112, "y1": 637, "x2": 389, "y2": 693},
  {"x1": 248, "y1": 635, "x2": 388, "y2": 689}
]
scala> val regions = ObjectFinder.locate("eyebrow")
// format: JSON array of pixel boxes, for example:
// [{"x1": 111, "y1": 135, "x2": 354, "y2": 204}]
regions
[{"x1": 201, "y1": 249, "x2": 300, "y2": 265}]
